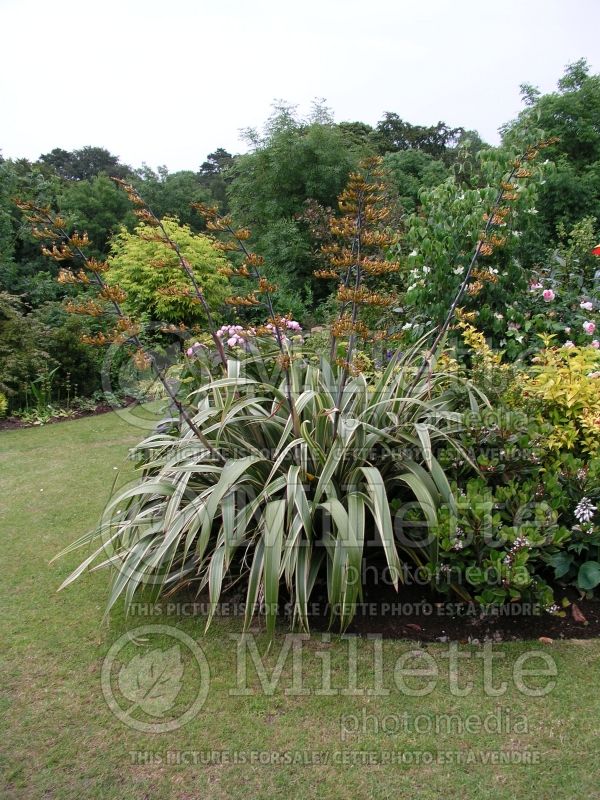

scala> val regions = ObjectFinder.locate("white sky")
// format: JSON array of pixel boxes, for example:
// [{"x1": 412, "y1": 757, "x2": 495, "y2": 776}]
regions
[{"x1": 1, "y1": 0, "x2": 598, "y2": 172}]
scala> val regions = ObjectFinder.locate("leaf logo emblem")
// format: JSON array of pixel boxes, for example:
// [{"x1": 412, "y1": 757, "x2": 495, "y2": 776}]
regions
[{"x1": 117, "y1": 645, "x2": 184, "y2": 718}]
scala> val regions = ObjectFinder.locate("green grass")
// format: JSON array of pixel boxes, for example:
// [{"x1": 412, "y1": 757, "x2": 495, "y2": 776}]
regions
[{"x1": 1, "y1": 412, "x2": 599, "y2": 799}]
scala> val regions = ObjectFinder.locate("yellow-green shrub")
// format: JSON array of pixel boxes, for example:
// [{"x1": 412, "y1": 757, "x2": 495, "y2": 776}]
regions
[
  {"x1": 107, "y1": 217, "x2": 230, "y2": 326},
  {"x1": 523, "y1": 337, "x2": 600, "y2": 454}
]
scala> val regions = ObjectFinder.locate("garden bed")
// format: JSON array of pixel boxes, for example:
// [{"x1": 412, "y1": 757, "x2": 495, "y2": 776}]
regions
[
  {"x1": 307, "y1": 583, "x2": 600, "y2": 643},
  {"x1": 179, "y1": 581, "x2": 600, "y2": 643},
  {"x1": 0, "y1": 398, "x2": 136, "y2": 430}
]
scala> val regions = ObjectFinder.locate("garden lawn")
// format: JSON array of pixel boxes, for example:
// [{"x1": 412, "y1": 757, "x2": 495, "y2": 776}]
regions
[{"x1": 1, "y1": 412, "x2": 600, "y2": 800}]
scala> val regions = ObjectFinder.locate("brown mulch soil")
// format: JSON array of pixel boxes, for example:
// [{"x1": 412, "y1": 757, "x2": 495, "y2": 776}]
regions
[
  {"x1": 305, "y1": 581, "x2": 600, "y2": 643},
  {"x1": 192, "y1": 579, "x2": 600, "y2": 643}
]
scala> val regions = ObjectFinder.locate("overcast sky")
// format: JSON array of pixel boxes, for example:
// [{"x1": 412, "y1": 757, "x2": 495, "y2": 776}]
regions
[{"x1": 1, "y1": 0, "x2": 598, "y2": 172}]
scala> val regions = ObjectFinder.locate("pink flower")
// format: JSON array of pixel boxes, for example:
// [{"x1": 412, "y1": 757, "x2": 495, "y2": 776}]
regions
[
  {"x1": 286, "y1": 320, "x2": 302, "y2": 331},
  {"x1": 583, "y1": 321, "x2": 596, "y2": 335},
  {"x1": 592, "y1": 340, "x2": 600, "y2": 349},
  {"x1": 580, "y1": 301, "x2": 593, "y2": 312},
  {"x1": 186, "y1": 341, "x2": 202, "y2": 357},
  {"x1": 565, "y1": 327, "x2": 571, "y2": 334},
  {"x1": 542, "y1": 289, "x2": 555, "y2": 302},
  {"x1": 563, "y1": 340, "x2": 575, "y2": 349},
  {"x1": 530, "y1": 281, "x2": 543, "y2": 291}
]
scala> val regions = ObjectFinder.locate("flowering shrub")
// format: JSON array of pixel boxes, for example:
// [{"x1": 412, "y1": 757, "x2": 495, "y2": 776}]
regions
[
  {"x1": 497, "y1": 217, "x2": 600, "y2": 358},
  {"x1": 430, "y1": 477, "x2": 568, "y2": 610},
  {"x1": 540, "y1": 454, "x2": 600, "y2": 592}
]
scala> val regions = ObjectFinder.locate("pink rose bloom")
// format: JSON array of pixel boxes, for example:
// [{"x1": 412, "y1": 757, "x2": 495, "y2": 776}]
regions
[
  {"x1": 542, "y1": 289, "x2": 555, "y2": 302},
  {"x1": 563, "y1": 340, "x2": 575, "y2": 349},
  {"x1": 530, "y1": 281, "x2": 543, "y2": 291},
  {"x1": 583, "y1": 321, "x2": 596, "y2": 335},
  {"x1": 592, "y1": 340, "x2": 600, "y2": 349},
  {"x1": 580, "y1": 301, "x2": 593, "y2": 311}
]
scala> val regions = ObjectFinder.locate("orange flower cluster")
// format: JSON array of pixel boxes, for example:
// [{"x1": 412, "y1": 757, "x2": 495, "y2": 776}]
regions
[
  {"x1": 471, "y1": 268, "x2": 499, "y2": 285},
  {"x1": 193, "y1": 203, "x2": 279, "y2": 311},
  {"x1": 225, "y1": 293, "x2": 261, "y2": 307},
  {"x1": 473, "y1": 138, "x2": 557, "y2": 264},
  {"x1": 330, "y1": 315, "x2": 369, "y2": 338},
  {"x1": 17, "y1": 199, "x2": 131, "y2": 349},
  {"x1": 65, "y1": 299, "x2": 105, "y2": 317},
  {"x1": 57, "y1": 268, "x2": 90, "y2": 285},
  {"x1": 99, "y1": 285, "x2": 127, "y2": 303},
  {"x1": 336, "y1": 286, "x2": 394, "y2": 307},
  {"x1": 41, "y1": 243, "x2": 73, "y2": 261},
  {"x1": 317, "y1": 156, "x2": 400, "y2": 356}
]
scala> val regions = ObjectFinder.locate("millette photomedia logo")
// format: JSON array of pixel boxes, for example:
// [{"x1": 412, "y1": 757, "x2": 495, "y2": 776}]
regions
[{"x1": 101, "y1": 625, "x2": 210, "y2": 733}]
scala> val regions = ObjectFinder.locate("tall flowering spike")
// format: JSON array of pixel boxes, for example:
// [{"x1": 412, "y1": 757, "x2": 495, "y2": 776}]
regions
[
  {"x1": 193, "y1": 203, "x2": 279, "y2": 307},
  {"x1": 411, "y1": 137, "x2": 555, "y2": 386},
  {"x1": 317, "y1": 156, "x2": 399, "y2": 379}
]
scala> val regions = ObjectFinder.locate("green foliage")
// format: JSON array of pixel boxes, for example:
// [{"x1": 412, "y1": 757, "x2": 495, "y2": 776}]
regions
[
  {"x1": 133, "y1": 167, "x2": 213, "y2": 231},
  {"x1": 197, "y1": 148, "x2": 234, "y2": 211},
  {"x1": 228, "y1": 104, "x2": 367, "y2": 293},
  {"x1": 539, "y1": 453, "x2": 600, "y2": 593},
  {"x1": 458, "y1": 215, "x2": 599, "y2": 360},
  {"x1": 438, "y1": 345, "x2": 600, "y2": 596},
  {"x1": 400, "y1": 145, "x2": 546, "y2": 337},
  {"x1": 59, "y1": 174, "x2": 137, "y2": 257},
  {"x1": 504, "y1": 60, "x2": 600, "y2": 254},
  {"x1": 430, "y1": 476, "x2": 566, "y2": 609},
  {"x1": 0, "y1": 292, "x2": 50, "y2": 407},
  {"x1": 107, "y1": 217, "x2": 229, "y2": 326},
  {"x1": 373, "y1": 112, "x2": 465, "y2": 158},
  {"x1": 33, "y1": 303, "x2": 104, "y2": 399},
  {"x1": 383, "y1": 150, "x2": 450, "y2": 213},
  {"x1": 0, "y1": 391, "x2": 7, "y2": 417},
  {"x1": 38, "y1": 146, "x2": 131, "y2": 182}
]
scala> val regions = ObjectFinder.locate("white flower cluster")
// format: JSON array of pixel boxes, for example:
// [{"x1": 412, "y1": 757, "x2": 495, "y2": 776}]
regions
[
  {"x1": 502, "y1": 535, "x2": 531, "y2": 566},
  {"x1": 574, "y1": 497, "x2": 597, "y2": 524},
  {"x1": 451, "y1": 526, "x2": 465, "y2": 551}
]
